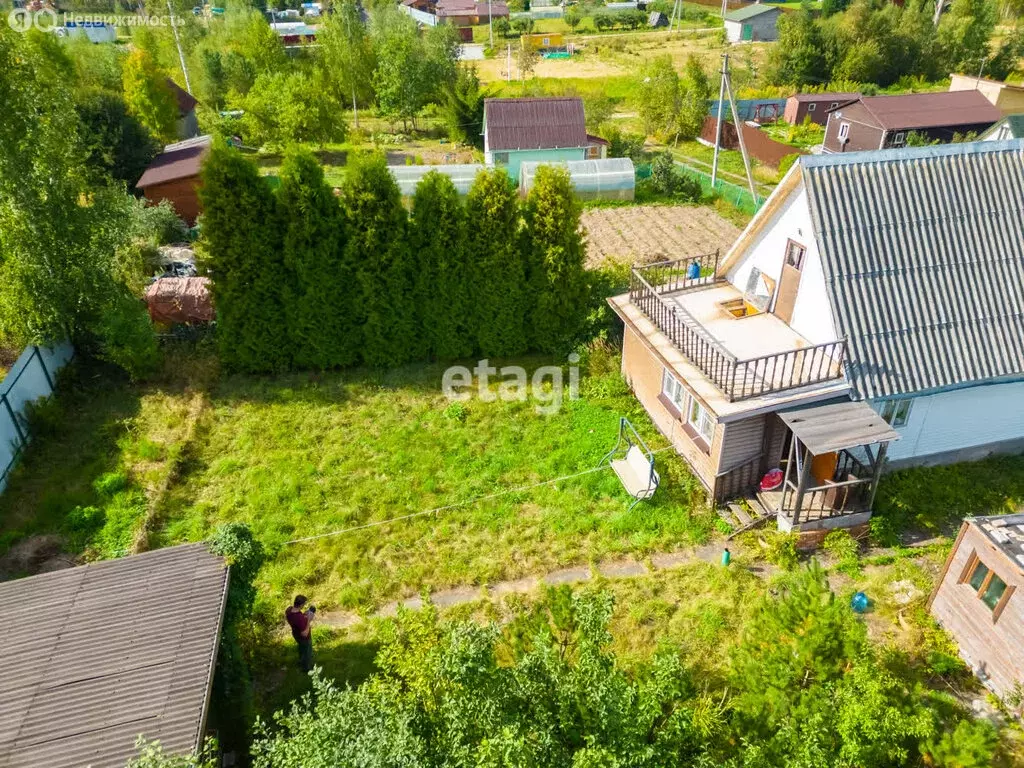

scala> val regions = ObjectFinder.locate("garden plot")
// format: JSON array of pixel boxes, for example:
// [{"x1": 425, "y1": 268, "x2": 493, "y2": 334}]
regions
[{"x1": 582, "y1": 205, "x2": 741, "y2": 267}]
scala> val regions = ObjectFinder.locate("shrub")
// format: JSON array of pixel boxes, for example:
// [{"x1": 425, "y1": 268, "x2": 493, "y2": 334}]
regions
[
  {"x1": 823, "y1": 529, "x2": 861, "y2": 575},
  {"x1": 593, "y1": 12, "x2": 615, "y2": 29},
  {"x1": 760, "y1": 530, "x2": 799, "y2": 570}
]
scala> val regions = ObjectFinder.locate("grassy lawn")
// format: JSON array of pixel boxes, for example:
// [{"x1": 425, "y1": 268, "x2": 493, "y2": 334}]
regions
[{"x1": 0, "y1": 348, "x2": 714, "y2": 616}]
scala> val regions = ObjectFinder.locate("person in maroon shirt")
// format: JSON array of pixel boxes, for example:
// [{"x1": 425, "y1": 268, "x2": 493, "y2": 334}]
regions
[{"x1": 285, "y1": 594, "x2": 315, "y2": 672}]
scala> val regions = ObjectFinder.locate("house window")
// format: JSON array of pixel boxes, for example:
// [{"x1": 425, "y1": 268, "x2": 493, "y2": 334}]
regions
[
  {"x1": 493, "y1": 151, "x2": 509, "y2": 165},
  {"x1": 661, "y1": 369, "x2": 686, "y2": 412},
  {"x1": 807, "y1": 102, "x2": 817, "y2": 112},
  {"x1": 893, "y1": 131, "x2": 906, "y2": 146},
  {"x1": 661, "y1": 368, "x2": 714, "y2": 449},
  {"x1": 542, "y1": 36, "x2": 550, "y2": 45},
  {"x1": 963, "y1": 557, "x2": 1014, "y2": 618},
  {"x1": 838, "y1": 122, "x2": 850, "y2": 140},
  {"x1": 785, "y1": 240, "x2": 806, "y2": 270},
  {"x1": 880, "y1": 399, "x2": 913, "y2": 427},
  {"x1": 688, "y1": 397, "x2": 715, "y2": 444},
  {"x1": 829, "y1": 102, "x2": 838, "y2": 109}
]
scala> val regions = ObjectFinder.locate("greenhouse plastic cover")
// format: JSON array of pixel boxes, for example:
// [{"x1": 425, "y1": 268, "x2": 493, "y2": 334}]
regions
[
  {"x1": 519, "y1": 158, "x2": 636, "y2": 194},
  {"x1": 389, "y1": 164, "x2": 488, "y2": 196}
]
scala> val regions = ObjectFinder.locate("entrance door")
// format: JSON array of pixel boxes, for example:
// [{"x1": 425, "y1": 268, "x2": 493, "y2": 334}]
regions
[
  {"x1": 773, "y1": 240, "x2": 806, "y2": 324},
  {"x1": 741, "y1": 23, "x2": 753, "y2": 40}
]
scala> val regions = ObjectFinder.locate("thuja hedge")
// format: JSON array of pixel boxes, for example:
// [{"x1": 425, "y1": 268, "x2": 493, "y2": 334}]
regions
[{"x1": 198, "y1": 147, "x2": 590, "y2": 372}]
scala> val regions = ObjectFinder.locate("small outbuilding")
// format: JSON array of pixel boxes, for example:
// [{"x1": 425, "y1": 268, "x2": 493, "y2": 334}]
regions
[
  {"x1": 136, "y1": 135, "x2": 212, "y2": 225},
  {"x1": 783, "y1": 92, "x2": 861, "y2": 126},
  {"x1": 167, "y1": 78, "x2": 200, "y2": 140},
  {"x1": 930, "y1": 515, "x2": 1024, "y2": 701},
  {"x1": 484, "y1": 97, "x2": 590, "y2": 179},
  {"x1": 0, "y1": 544, "x2": 229, "y2": 768},
  {"x1": 723, "y1": 4, "x2": 780, "y2": 43}
]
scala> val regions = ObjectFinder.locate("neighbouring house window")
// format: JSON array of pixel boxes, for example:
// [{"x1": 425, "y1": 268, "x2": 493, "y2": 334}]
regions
[
  {"x1": 688, "y1": 397, "x2": 715, "y2": 444},
  {"x1": 880, "y1": 398, "x2": 913, "y2": 427},
  {"x1": 785, "y1": 240, "x2": 806, "y2": 270},
  {"x1": 893, "y1": 131, "x2": 906, "y2": 146},
  {"x1": 962, "y1": 556, "x2": 1015, "y2": 618},
  {"x1": 829, "y1": 102, "x2": 838, "y2": 109},
  {"x1": 661, "y1": 369, "x2": 686, "y2": 411},
  {"x1": 808, "y1": 103, "x2": 817, "y2": 112},
  {"x1": 838, "y1": 122, "x2": 850, "y2": 140},
  {"x1": 543, "y1": 37, "x2": 550, "y2": 45},
  {"x1": 493, "y1": 152, "x2": 510, "y2": 164}
]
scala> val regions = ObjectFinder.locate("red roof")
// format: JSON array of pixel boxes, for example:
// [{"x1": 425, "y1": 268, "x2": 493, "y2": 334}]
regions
[
  {"x1": 485, "y1": 98, "x2": 588, "y2": 152},
  {"x1": 166, "y1": 79, "x2": 198, "y2": 116},
  {"x1": 136, "y1": 135, "x2": 212, "y2": 189},
  {"x1": 850, "y1": 90, "x2": 1002, "y2": 131}
]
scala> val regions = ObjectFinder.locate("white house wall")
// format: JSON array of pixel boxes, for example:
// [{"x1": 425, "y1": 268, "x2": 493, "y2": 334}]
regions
[
  {"x1": 879, "y1": 380, "x2": 1024, "y2": 464},
  {"x1": 725, "y1": 185, "x2": 838, "y2": 345}
]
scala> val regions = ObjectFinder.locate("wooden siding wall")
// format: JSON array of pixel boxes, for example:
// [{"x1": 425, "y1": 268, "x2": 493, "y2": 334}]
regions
[
  {"x1": 141, "y1": 176, "x2": 202, "y2": 225},
  {"x1": 621, "y1": 326, "x2": 723, "y2": 496},
  {"x1": 930, "y1": 524, "x2": 1024, "y2": 699},
  {"x1": 719, "y1": 416, "x2": 765, "y2": 471}
]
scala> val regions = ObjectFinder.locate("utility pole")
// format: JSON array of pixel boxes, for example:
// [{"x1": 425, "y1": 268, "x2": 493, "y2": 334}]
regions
[
  {"x1": 167, "y1": 0, "x2": 192, "y2": 93},
  {"x1": 932, "y1": 0, "x2": 945, "y2": 25},
  {"x1": 506, "y1": 42, "x2": 511, "y2": 82},
  {"x1": 668, "y1": 0, "x2": 681, "y2": 32},
  {"x1": 722, "y1": 52, "x2": 758, "y2": 204},
  {"x1": 710, "y1": 52, "x2": 728, "y2": 188},
  {"x1": 488, "y1": 0, "x2": 493, "y2": 49},
  {"x1": 344, "y1": 9, "x2": 359, "y2": 130}
]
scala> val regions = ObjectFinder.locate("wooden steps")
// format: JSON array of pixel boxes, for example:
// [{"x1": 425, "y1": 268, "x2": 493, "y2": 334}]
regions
[{"x1": 717, "y1": 497, "x2": 774, "y2": 539}]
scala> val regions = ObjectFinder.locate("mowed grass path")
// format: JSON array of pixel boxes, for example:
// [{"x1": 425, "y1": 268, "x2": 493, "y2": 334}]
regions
[{"x1": 158, "y1": 359, "x2": 711, "y2": 613}]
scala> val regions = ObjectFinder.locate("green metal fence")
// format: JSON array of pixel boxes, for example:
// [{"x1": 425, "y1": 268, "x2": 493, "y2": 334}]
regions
[{"x1": 676, "y1": 163, "x2": 767, "y2": 214}]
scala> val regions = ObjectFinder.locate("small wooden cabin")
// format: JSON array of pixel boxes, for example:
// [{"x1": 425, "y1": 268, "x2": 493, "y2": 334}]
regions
[
  {"x1": 136, "y1": 135, "x2": 212, "y2": 225},
  {"x1": 929, "y1": 515, "x2": 1024, "y2": 700}
]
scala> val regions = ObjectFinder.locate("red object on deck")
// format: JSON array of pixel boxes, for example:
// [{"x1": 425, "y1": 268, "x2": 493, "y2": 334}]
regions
[{"x1": 760, "y1": 468, "x2": 784, "y2": 492}]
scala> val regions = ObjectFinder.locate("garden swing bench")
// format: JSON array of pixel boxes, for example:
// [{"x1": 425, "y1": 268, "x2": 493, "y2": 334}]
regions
[{"x1": 601, "y1": 417, "x2": 660, "y2": 510}]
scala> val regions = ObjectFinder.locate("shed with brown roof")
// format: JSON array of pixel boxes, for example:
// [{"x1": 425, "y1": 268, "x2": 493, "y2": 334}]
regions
[
  {"x1": 136, "y1": 135, "x2": 212, "y2": 225},
  {"x1": 0, "y1": 543, "x2": 229, "y2": 768},
  {"x1": 823, "y1": 90, "x2": 1001, "y2": 153},
  {"x1": 483, "y1": 97, "x2": 590, "y2": 178},
  {"x1": 783, "y1": 92, "x2": 860, "y2": 126}
]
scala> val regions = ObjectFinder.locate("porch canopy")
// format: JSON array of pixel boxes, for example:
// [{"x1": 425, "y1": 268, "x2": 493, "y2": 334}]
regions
[{"x1": 779, "y1": 399, "x2": 901, "y2": 455}]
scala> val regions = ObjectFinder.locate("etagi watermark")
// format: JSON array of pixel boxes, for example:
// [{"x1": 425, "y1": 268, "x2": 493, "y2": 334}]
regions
[
  {"x1": 442, "y1": 356, "x2": 580, "y2": 415},
  {"x1": 7, "y1": 9, "x2": 185, "y2": 32}
]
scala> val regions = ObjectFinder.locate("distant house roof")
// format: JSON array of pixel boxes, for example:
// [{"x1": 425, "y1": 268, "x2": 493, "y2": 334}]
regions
[
  {"x1": 484, "y1": 97, "x2": 588, "y2": 151},
  {"x1": 950, "y1": 73, "x2": 1024, "y2": 94},
  {"x1": 0, "y1": 544, "x2": 228, "y2": 768},
  {"x1": 136, "y1": 135, "x2": 213, "y2": 189},
  {"x1": 436, "y1": 0, "x2": 508, "y2": 15},
  {"x1": 724, "y1": 4, "x2": 779, "y2": 21},
  {"x1": 799, "y1": 140, "x2": 1024, "y2": 400},
  {"x1": 789, "y1": 91, "x2": 861, "y2": 104},
  {"x1": 166, "y1": 78, "x2": 198, "y2": 117},
  {"x1": 841, "y1": 90, "x2": 1002, "y2": 131},
  {"x1": 968, "y1": 513, "x2": 1024, "y2": 571}
]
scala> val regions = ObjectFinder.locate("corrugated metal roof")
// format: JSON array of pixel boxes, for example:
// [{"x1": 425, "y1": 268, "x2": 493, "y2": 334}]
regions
[
  {"x1": 484, "y1": 98, "x2": 588, "y2": 152},
  {"x1": 724, "y1": 4, "x2": 779, "y2": 21},
  {"x1": 802, "y1": 139, "x2": 1024, "y2": 400},
  {"x1": 845, "y1": 90, "x2": 1002, "y2": 131},
  {"x1": 0, "y1": 544, "x2": 228, "y2": 768},
  {"x1": 136, "y1": 135, "x2": 212, "y2": 189}
]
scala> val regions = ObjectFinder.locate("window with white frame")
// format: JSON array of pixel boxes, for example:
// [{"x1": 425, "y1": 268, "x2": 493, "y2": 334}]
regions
[
  {"x1": 893, "y1": 131, "x2": 906, "y2": 146},
  {"x1": 838, "y1": 122, "x2": 850, "y2": 140},
  {"x1": 688, "y1": 397, "x2": 715, "y2": 444},
  {"x1": 808, "y1": 102, "x2": 817, "y2": 112},
  {"x1": 880, "y1": 398, "x2": 913, "y2": 427},
  {"x1": 829, "y1": 101, "x2": 838, "y2": 109},
  {"x1": 661, "y1": 369, "x2": 686, "y2": 411},
  {"x1": 662, "y1": 369, "x2": 715, "y2": 446}
]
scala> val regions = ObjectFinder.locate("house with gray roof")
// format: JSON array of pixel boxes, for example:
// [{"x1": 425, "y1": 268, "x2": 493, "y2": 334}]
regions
[
  {"x1": 608, "y1": 140, "x2": 1024, "y2": 541},
  {"x1": 0, "y1": 543, "x2": 229, "y2": 768}
]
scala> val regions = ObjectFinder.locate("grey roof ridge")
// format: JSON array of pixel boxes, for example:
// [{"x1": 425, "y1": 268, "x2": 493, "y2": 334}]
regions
[{"x1": 801, "y1": 137, "x2": 1024, "y2": 171}]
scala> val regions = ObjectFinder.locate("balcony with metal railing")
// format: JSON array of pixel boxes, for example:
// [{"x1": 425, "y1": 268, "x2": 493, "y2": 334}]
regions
[{"x1": 628, "y1": 254, "x2": 847, "y2": 402}]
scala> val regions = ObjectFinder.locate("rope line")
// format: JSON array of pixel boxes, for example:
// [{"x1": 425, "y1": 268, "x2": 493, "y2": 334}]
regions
[{"x1": 283, "y1": 446, "x2": 677, "y2": 546}]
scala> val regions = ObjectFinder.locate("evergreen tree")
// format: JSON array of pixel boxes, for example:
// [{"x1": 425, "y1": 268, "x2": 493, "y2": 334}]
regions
[
  {"x1": 340, "y1": 154, "x2": 417, "y2": 367},
  {"x1": 410, "y1": 171, "x2": 474, "y2": 360},
  {"x1": 523, "y1": 166, "x2": 588, "y2": 354},
  {"x1": 277, "y1": 149, "x2": 358, "y2": 370},
  {"x1": 441, "y1": 66, "x2": 486, "y2": 148},
  {"x1": 465, "y1": 169, "x2": 526, "y2": 357},
  {"x1": 199, "y1": 145, "x2": 289, "y2": 372}
]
